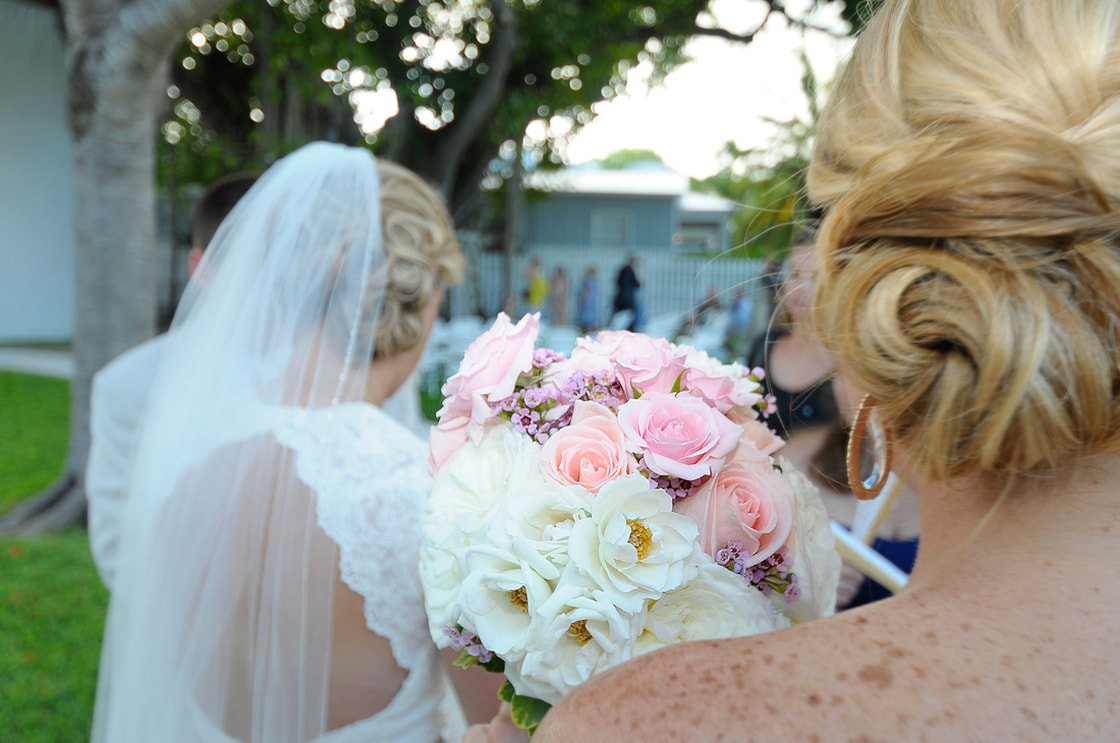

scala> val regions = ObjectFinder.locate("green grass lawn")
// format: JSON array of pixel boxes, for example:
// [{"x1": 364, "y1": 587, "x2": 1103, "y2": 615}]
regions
[
  {"x1": 1, "y1": 531, "x2": 108, "y2": 742},
  {"x1": 0, "y1": 372, "x2": 69, "y2": 518},
  {"x1": 0, "y1": 372, "x2": 108, "y2": 742}
]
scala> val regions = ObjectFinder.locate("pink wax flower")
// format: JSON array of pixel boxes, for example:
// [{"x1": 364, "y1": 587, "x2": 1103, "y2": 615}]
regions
[
  {"x1": 440, "y1": 312, "x2": 539, "y2": 415},
  {"x1": 616, "y1": 393, "x2": 741, "y2": 481},
  {"x1": 539, "y1": 402, "x2": 636, "y2": 494},
  {"x1": 674, "y1": 460, "x2": 794, "y2": 569}
]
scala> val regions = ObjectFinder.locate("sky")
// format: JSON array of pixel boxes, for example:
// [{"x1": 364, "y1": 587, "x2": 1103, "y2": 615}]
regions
[{"x1": 562, "y1": 0, "x2": 855, "y2": 178}]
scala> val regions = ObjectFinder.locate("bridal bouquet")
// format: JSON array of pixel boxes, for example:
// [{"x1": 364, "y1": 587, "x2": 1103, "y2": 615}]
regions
[{"x1": 420, "y1": 313, "x2": 840, "y2": 733}]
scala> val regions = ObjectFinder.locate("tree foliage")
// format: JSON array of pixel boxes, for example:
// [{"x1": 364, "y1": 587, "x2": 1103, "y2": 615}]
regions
[
  {"x1": 162, "y1": 0, "x2": 866, "y2": 224},
  {"x1": 598, "y1": 149, "x2": 666, "y2": 169},
  {"x1": 697, "y1": 48, "x2": 827, "y2": 258}
]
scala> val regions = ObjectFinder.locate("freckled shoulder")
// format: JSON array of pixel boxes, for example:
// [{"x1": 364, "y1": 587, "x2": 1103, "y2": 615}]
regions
[
  {"x1": 538, "y1": 590, "x2": 1120, "y2": 742},
  {"x1": 536, "y1": 609, "x2": 897, "y2": 742}
]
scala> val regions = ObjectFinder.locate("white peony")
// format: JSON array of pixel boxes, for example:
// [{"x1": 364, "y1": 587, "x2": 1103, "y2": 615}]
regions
[
  {"x1": 568, "y1": 475, "x2": 700, "y2": 613},
  {"x1": 778, "y1": 456, "x2": 842, "y2": 623},
  {"x1": 506, "y1": 570, "x2": 644, "y2": 704},
  {"x1": 634, "y1": 561, "x2": 790, "y2": 656}
]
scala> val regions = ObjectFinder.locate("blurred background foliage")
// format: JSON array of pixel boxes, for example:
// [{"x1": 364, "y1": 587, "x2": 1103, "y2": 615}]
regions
[{"x1": 159, "y1": 0, "x2": 878, "y2": 245}]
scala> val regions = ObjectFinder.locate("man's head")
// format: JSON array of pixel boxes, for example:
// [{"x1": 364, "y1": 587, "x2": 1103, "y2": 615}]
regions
[{"x1": 188, "y1": 172, "x2": 258, "y2": 274}]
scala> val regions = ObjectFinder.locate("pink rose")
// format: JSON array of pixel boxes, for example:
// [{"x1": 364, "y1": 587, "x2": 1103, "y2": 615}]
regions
[
  {"x1": 673, "y1": 461, "x2": 794, "y2": 567},
  {"x1": 613, "y1": 335, "x2": 689, "y2": 396},
  {"x1": 616, "y1": 393, "x2": 742, "y2": 481},
  {"x1": 727, "y1": 413, "x2": 785, "y2": 464},
  {"x1": 429, "y1": 414, "x2": 470, "y2": 474},
  {"x1": 681, "y1": 354, "x2": 763, "y2": 414},
  {"x1": 578, "y1": 330, "x2": 639, "y2": 358},
  {"x1": 552, "y1": 330, "x2": 633, "y2": 381},
  {"x1": 440, "y1": 312, "x2": 539, "y2": 416},
  {"x1": 539, "y1": 402, "x2": 636, "y2": 493}
]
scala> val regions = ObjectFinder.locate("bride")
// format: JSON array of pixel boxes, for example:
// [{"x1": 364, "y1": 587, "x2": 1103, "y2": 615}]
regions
[{"x1": 92, "y1": 142, "x2": 500, "y2": 742}]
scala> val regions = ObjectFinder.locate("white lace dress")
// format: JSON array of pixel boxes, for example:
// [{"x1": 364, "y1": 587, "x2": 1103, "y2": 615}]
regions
[{"x1": 272, "y1": 402, "x2": 466, "y2": 743}]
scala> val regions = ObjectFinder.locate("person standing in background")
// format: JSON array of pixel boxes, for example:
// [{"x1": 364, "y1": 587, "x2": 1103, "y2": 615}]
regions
[
  {"x1": 576, "y1": 266, "x2": 599, "y2": 333},
  {"x1": 523, "y1": 257, "x2": 549, "y2": 317},
  {"x1": 612, "y1": 254, "x2": 643, "y2": 331},
  {"x1": 548, "y1": 266, "x2": 570, "y2": 325}
]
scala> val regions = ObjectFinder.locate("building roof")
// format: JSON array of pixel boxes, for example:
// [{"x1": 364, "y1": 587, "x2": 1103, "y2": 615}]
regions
[
  {"x1": 524, "y1": 166, "x2": 734, "y2": 214},
  {"x1": 679, "y1": 190, "x2": 736, "y2": 215}
]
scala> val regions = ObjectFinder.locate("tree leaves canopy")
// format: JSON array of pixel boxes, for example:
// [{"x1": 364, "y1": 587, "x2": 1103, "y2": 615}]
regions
[{"x1": 163, "y1": 0, "x2": 866, "y2": 224}]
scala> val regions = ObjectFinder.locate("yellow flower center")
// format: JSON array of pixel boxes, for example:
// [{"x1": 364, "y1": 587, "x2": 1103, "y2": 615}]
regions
[
  {"x1": 567, "y1": 620, "x2": 593, "y2": 647},
  {"x1": 508, "y1": 587, "x2": 529, "y2": 613},
  {"x1": 627, "y1": 518, "x2": 653, "y2": 561}
]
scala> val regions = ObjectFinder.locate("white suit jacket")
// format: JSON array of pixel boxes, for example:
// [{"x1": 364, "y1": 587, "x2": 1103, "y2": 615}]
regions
[{"x1": 86, "y1": 334, "x2": 168, "y2": 589}]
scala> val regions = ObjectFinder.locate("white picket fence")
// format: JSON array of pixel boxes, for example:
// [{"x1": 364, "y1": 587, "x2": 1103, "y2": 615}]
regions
[{"x1": 447, "y1": 246, "x2": 769, "y2": 326}]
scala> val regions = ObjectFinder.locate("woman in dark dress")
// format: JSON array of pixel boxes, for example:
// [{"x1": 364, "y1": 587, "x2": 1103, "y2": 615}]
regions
[{"x1": 750, "y1": 237, "x2": 919, "y2": 608}]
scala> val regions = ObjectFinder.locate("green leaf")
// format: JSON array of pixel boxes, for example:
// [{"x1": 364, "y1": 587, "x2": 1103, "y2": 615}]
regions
[
  {"x1": 670, "y1": 371, "x2": 684, "y2": 394},
  {"x1": 453, "y1": 649, "x2": 481, "y2": 669},
  {"x1": 454, "y1": 649, "x2": 506, "y2": 674},
  {"x1": 509, "y1": 693, "x2": 552, "y2": 738},
  {"x1": 498, "y1": 680, "x2": 516, "y2": 704}
]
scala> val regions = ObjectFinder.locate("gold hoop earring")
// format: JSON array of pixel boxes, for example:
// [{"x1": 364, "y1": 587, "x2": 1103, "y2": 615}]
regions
[{"x1": 846, "y1": 395, "x2": 893, "y2": 500}]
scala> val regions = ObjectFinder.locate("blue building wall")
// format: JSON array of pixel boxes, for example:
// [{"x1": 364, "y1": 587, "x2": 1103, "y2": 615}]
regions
[
  {"x1": 522, "y1": 193, "x2": 679, "y2": 249},
  {"x1": 0, "y1": 2, "x2": 75, "y2": 342}
]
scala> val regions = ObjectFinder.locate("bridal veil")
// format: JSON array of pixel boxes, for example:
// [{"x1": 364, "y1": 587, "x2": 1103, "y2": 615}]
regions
[{"x1": 91, "y1": 143, "x2": 429, "y2": 741}]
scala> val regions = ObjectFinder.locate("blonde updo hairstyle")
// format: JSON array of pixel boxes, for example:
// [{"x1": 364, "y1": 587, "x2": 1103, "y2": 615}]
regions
[
  {"x1": 373, "y1": 160, "x2": 464, "y2": 358},
  {"x1": 808, "y1": 0, "x2": 1120, "y2": 483}
]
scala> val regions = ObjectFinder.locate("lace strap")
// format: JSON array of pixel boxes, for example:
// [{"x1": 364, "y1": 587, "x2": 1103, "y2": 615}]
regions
[{"x1": 274, "y1": 403, "x2": 434, "y2": 670}]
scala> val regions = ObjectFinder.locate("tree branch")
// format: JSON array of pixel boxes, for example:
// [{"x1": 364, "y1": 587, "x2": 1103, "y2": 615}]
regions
[
  {"x1": 117, "y1": 0, "x2": 236, "y2": 57},
  {"x1": 764, "y1": 0, "x2": 848, "y2": 39},
  {"x1": 694, "y1": 2, "x2": 845, "y2": 43},
  {"x1": 693, "y1": 6, "x2": 773, "y2": 44},
  {"x1": 430, "y1": 0, "x2": 519, "y2": 196}
]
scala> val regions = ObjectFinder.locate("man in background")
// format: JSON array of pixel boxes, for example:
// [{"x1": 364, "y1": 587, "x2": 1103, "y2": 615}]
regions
[
  {"x1": 611, "y1": 253, "x2": 643, "y2": 331},
  {"x1": 86, "y1": 172, "x2": 256, "y2": 588}
]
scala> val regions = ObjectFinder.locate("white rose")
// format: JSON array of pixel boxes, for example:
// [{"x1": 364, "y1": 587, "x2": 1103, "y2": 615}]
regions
[
  {"x1": 568, "y1": 474, "x2": 700, "y2": 613},
  {"x1": 634, "y1": 561, "x2": 790, "y2": 656},
  {"x1": 506, "y1": 571, "x2": 643, "y2": 704},
  {"x1": 504, "y1": 477, "x2": 593, "y2": 549},
  {"x1": 779, "y1": 456, "x2": 842, "y2": 623},
  {"x1": 420, "y1": 422, "x2": 551, "y2": 640},
  {"x1": 459, "y1": 542, "x2": 560, "y2": 658}
]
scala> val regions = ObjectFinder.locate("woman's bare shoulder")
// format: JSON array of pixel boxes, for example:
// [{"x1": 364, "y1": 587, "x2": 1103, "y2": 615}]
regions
[
  {"x1": 535, "y1": 593, "x2": 1120, "y2": 742},
  {"x1": 536, "y1": 607, "x2": 895, "y2": 742}
]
